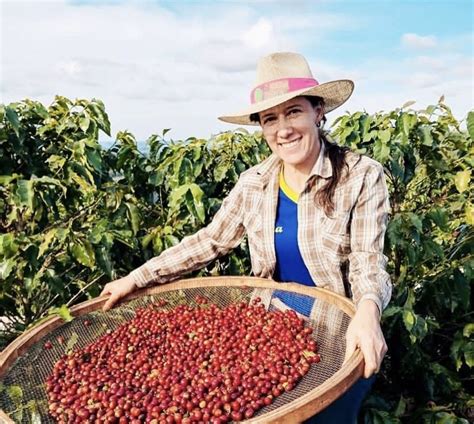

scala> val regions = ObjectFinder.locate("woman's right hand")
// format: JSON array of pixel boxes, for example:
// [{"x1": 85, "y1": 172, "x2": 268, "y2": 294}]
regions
[{"x1": 100, "y1": 274, "x2": 138, "y2": 311}]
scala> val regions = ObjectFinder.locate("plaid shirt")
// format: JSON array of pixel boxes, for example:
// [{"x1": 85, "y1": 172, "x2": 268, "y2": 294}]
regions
[{"x1": 130, "y1": 142, "x2": 392, "y2": 312}]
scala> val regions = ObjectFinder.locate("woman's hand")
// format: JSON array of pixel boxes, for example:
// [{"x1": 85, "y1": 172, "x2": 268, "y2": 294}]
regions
[
  {"x1": 100, "y1": 275, "x2": 138, "y2": 312},
  {"x1": 344, "y1": 299, "x2": 387, "y2": 378}
]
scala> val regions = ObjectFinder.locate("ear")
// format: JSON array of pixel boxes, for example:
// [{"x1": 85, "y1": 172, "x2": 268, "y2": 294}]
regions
[{"x1": 314, "y1": 104, "x2": 325, "y2": 123}]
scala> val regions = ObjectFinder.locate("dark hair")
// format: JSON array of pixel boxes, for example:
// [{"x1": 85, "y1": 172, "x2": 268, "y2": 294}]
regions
[{"x1": 251, "y1": 96, "x2": 351, "y2": 215}]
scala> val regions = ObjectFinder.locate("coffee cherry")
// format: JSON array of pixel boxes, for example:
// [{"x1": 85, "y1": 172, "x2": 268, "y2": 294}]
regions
[{"x1": 46, "y1": 299, "x2": 320, "y2": 422}]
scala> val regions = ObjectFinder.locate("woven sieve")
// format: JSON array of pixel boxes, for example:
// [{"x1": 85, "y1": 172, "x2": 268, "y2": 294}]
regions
[{"x1": 0, "y1": 277, "x2": 363, "y2": 424}]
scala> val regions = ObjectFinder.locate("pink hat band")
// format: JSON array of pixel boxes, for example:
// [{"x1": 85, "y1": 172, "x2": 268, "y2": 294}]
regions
[{"x1": 250, "y1": 77, "x2": 319, "y2": 104}]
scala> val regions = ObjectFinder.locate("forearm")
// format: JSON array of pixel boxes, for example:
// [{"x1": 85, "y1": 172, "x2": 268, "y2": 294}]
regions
[
  {"x1": 130, "y1": 225, "x2": 245, "y2": 287},
  {"x1": 348, "y1": 252, "x2": 392, "y2": 313},
  {"x1": 348, "y1": 162, "x2": 392, "y2": 312}
]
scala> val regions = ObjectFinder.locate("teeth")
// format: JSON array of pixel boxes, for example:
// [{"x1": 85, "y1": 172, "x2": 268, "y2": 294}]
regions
[{"x1": 279, "y1": 138, "x2": 301, "y2": 149}]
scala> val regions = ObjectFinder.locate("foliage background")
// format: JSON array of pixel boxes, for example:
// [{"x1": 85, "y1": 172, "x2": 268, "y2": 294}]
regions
[{"x1": 0, "y1": 97, "x2": 472, "y2": 422}]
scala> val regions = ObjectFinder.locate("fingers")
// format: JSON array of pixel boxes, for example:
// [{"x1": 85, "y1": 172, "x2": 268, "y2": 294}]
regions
[
  {"x1": 344, "y1": 326, "x2": 387, "y2": 377},
  {"x1": 360, "y1": 336, "x2": 388, "y2": 377},
  {"x1": 100, "y1": 284, "x2": 111, "y2": 297},
  {"x1": 360, "y1": 342, "x2": 378, "y2": 378},
  {"x1": 343, "y1": 334, "x2": 358, "y2": 365},
  {"x1": 100, "y1": 284, "x2": 117, "y2": 312},
  {"x1": 102, "y1": 292, "x2": 120, "y2": 312}
]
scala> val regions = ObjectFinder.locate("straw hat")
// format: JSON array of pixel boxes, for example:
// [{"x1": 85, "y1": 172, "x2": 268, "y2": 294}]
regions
[{"x1": 218, "y1": 52, "x2": 354, "y2": 125}]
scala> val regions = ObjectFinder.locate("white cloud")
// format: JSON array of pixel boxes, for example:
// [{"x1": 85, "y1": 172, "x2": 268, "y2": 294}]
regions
[
  {"x1": 2, "y1": 0, "x2": 354, "y2": 140},
  {"x1": 57, "y1": 60, "x2": 83, "y2": 77},
  {"x1": 335, "y1": 51, "x2": 473, "y2": 128},
  {"x1": 401, "y1": 33, "x2": 438, "y2": 49},
  {"x1": 242, "y1": 18, "x2": 273, "y2": 49},
  {"x1": 1, "y1": 1, "x2": 470, "y2": 142}
]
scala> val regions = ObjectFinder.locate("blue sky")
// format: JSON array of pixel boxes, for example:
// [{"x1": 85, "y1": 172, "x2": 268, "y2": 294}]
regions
[{"x1": 1, "y1": 0, "x2": 472, "y2": 140}]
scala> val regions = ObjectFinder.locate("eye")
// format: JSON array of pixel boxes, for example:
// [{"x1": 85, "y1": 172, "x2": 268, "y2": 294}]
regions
[
  {"x1": 262, "y1": 116, "x2": 276, "y2": 125},
  {"x1": 287, "y1": 108, "x2": 301, "y2": 117}
]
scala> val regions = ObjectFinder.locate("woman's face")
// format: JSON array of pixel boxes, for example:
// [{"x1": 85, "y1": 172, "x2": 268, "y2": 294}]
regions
[{"x1": 258, "y1": 96, "x2": 323, "y2": 172}]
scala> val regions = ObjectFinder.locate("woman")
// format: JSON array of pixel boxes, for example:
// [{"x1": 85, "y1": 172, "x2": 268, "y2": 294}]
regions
[{"x1": 101, "y1": 52, "x2": 391, "y2": 422}]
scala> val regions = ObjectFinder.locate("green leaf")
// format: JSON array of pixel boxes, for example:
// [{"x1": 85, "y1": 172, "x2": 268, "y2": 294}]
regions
[
  {"x1": 164, "y1": 235, "x2": 180, "y2": 248},
  {"x1": 25, "y1": 400, "x2": 42, "y2": 424},
  {"x1": 408, "y1": 212, "x2": 423, "y2": 233},
  {"x1": 79, "y1": 115, "x2": 90, "y2": 132},
  {"x1": 152, "y1": 235, "x2": 164, "y2": 254},
  {"x1": 403, "y1": 309, "x2": 415, "y2": 332},
  {"x1": 419, "y1": 125, "x2": 433, "y2": 146},
  {"x1": 16, "y1": 179, "x2": 34, "y2": 209},
  {"x1": 382, "y1": 306, "x2": 402, "y2": 320},
  {"x1": 70, "y1": 171, "x2": 94, "y2": 192},
  {"x1": 169, "y1": 184, "x2": 190, "y2": 211},
  {"x1": 189, "y1": 183, "x2": 205, "y2": 223},
  {"x1": 379, "y1": 129, "x2": 391, "y2": 144},
  {"x1": 126, "y1": 202, "x2": 140, "y2": 235},
  {"x1": 0, "y1": 174, "x2": 18, "y2": 185},
  {"x1": 467, "y1": 111, "x2": 474, "y2": 141},
  {"x1": 88, "y1": 100, "x2": 111, "y2": 136},
  {"x1": 423, "y1": 239, "x2": 444, "y2": 260},
  {"x1": 86, "y1": 148, "x2": 103, "y2": 173},
  {"x1": 0, "y1": 233, "x2": 19, "y2": 257},
  {"x1": 7, "y1": 384, "x2": 25, "y2": 421},
  {"x1": 428, "y1": 208, "x2": 449, "y2": 231},
  {"x1": 71, "y1": 240, "x2": 96, "y2": 268},
  {"x1": 50, "y1": 304, "x2": 73, "y2": 322},
  {"x1": 38, "y1": 228, "x2": 57, "y2": 258},
  {"x1": 454, "y1": 170, "x2": 470, "y2": 193},
  {"x1": 466, "y1": 203, "x2": 474, "y2": 226},
  {"x1": 451, "y1": 334, "x2": 464, "y2": 371},
  {"x1": 96, "y1": 246, "x2": 113, "y2": 278},
  {"x1": 401, "y1": 113, "x2": 416, "y2": 136},
  {"x1": 177, "y1": 157, "x2": 194, "y2": 185},
  {"x1": 7, "y1": 384, "x2": 23, "y2": 407},
  {"x1": 373, "y1": 139, "x2": 390, "y2": 163},
  {"x1": 0, "y1": 258, "x2": 15, "y2": 280},
  {"x1": 32, "y1": 102, "x2": 49, "y2": 119},
  {"x1": 402, "y1": 100, "x2": 416, "y2": 109},
  {"x1": 148, "y1": 171, "x2": 164, "y2": 187},
  {"x1": 394, "y1": 395, "x2": 407, "y2": 417},
  {"x1": 46, "y1": 154, "x2": 67, "y2": 171},
  {"x1": 464, "y1": 342, "x2": 474, "y2": 368},
  {"x1": 5, "y1": 106, "x2": 20, "y2": 137},
  {"x1": 463, "y1": 323, "x2": 474, "y2": 338}
]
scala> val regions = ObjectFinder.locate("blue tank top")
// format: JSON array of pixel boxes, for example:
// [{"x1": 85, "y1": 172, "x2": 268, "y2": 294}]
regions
[{"x1": 273, "y1": 171, "x2": 316, "y2": 316}]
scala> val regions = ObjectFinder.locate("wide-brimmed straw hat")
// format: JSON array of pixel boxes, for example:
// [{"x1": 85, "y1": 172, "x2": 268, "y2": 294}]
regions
[{"x1": 218, "y1": 52, "x2": 354, "y2": 126}]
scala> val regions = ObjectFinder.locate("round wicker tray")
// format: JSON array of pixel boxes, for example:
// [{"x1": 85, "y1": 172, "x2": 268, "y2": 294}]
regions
[{"x1": 0, "y1": 276, "x2": 363, "y2": 423}]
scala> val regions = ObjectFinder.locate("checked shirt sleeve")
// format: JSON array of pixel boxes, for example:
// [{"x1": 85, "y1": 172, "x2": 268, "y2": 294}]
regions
[
  {"x1": 129, "y1": 178, "x2": 247, "y2": 288},
  {"x1": 348, "y1": 161, "x2": 392, "y2": 313}
]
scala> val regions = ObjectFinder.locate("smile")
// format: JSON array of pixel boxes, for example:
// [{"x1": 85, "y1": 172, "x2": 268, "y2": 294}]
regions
[{"x1": 278, "y1": 137, "x2": 301, "y2": 149}]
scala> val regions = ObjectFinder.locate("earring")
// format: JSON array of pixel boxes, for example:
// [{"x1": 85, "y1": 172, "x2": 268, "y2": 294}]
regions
[{"x1": 316, "y1": 121, "x2": 321, "y2": 128}]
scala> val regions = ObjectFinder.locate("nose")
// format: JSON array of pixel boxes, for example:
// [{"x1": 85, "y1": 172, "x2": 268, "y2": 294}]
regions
[{"x1": 276, "y1": 115, "x2": 293, "y2": 138}]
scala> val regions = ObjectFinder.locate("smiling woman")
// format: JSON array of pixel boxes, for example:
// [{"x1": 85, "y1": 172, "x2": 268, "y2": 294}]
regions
[{"x1": 100, "y1": 51, "x2": 391, "y2": 423}]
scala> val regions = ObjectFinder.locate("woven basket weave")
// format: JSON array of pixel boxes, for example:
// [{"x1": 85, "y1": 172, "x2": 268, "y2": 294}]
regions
[{"x1": 0, "y1": 276, "x2": 363, "y2": 423}]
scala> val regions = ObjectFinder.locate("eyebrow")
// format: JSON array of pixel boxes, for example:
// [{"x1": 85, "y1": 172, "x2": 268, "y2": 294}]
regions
[{"x1": 261, "y1": 103, "x2": 303, "y2": 120}]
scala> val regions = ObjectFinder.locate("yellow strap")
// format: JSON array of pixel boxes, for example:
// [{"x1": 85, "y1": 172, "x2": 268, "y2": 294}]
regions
[{"x1": 279, "y1": 169, "x2": 299, "y2": 203}]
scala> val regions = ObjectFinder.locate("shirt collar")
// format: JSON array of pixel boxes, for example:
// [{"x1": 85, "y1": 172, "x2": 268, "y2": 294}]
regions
[{"x1": 309, "y1": 139, "x2": 333, "y2": 179}]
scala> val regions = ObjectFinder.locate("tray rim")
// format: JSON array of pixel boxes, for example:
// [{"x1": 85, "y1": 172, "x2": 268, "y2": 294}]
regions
[{"x1": 0, "y1": 276, "x2": 364, "y2": 423}]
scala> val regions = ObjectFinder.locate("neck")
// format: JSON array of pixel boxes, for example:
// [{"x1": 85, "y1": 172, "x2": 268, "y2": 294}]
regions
[{"x1": 283, "y1": 141, "x2": 321, "y2": 193}]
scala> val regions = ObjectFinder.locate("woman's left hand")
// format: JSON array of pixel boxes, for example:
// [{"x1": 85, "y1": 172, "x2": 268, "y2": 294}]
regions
[{"x1": 344, "y1": 299, "x2": 387, "y2": 378}]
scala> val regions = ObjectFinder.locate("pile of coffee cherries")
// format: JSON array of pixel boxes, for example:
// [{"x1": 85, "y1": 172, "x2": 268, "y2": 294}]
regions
[{"x1": 46, "y1": 296, "x2": 320, "y2": 423}]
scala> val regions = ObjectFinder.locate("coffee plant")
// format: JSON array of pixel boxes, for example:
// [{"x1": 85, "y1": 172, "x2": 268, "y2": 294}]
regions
[
  {"x1": 0, "y1": 96, "x2": 472, "y2": 422},
  {"x1": 332, "y1": 100, "x2": 473, "y2": 423}
]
